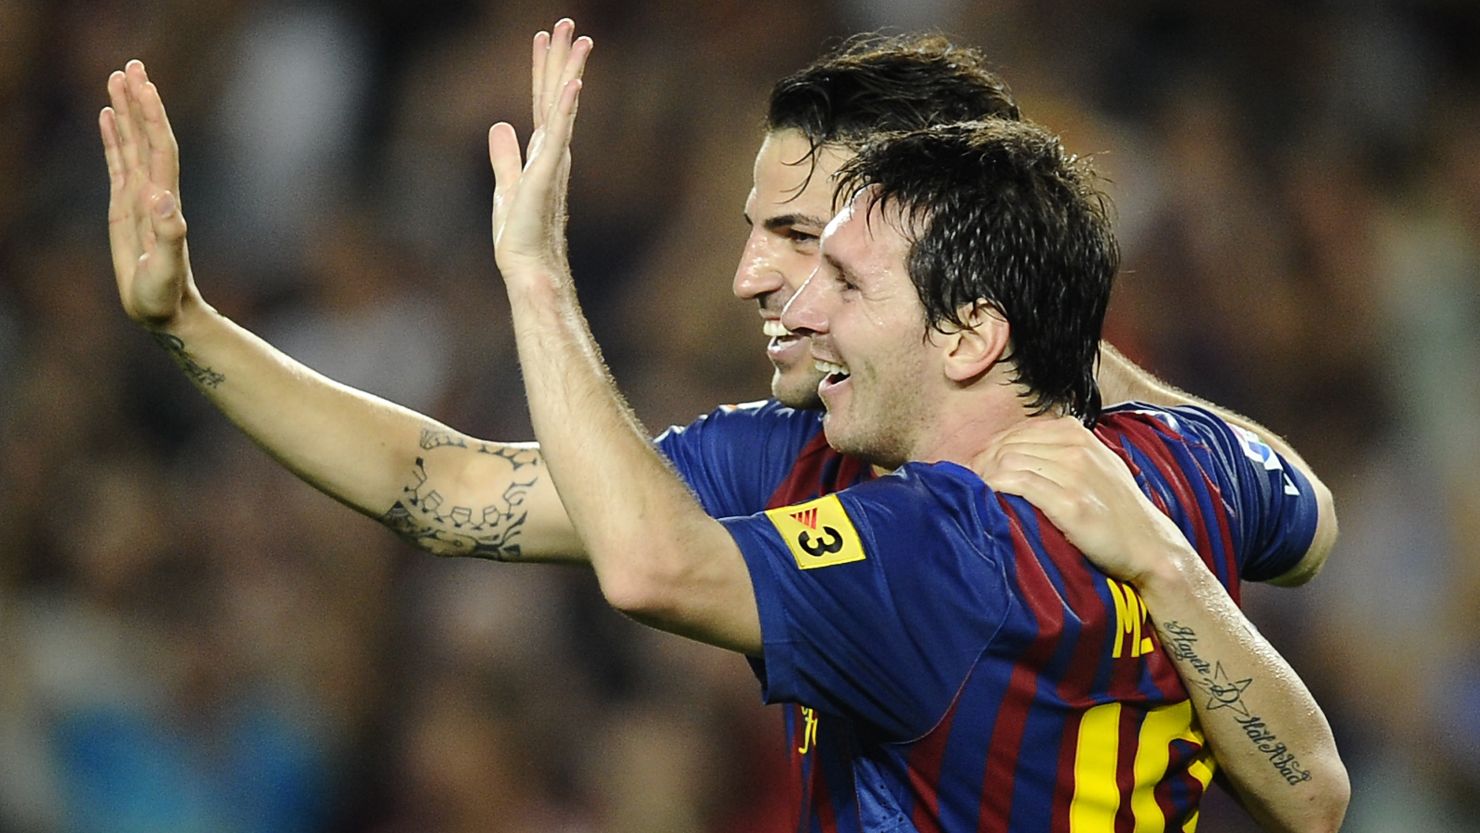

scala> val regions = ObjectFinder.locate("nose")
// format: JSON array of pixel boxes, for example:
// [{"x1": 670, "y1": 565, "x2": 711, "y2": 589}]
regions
[
  {"x1": 780, "y1": 269, "x2": 828, "y2": 337},
  {"x1": 732, "y1": 229, "x2": 784, "y2": 302}
]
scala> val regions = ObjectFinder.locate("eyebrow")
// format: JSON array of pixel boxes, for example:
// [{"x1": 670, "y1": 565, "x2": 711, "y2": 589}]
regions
[
  {"x1": 742, "y1": 211, "x2": 830, "y2": 230},
  {"x1": 822, "y1": 251, "x2": 861, "y2": 285}
]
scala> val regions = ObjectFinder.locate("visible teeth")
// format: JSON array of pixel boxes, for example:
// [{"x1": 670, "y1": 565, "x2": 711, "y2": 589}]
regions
[
  {"x1": 763, "y1": 320, "x2": 791, "y2": 338},
  {"x1": 814, "y1": 360, "x2": 849, "y2": 377}
]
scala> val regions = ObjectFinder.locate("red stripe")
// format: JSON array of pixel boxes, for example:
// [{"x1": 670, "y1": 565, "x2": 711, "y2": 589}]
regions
[
  {"x1": 978, "y1": 665, "x2": 1039, "y2": 833},
  {"x1": 908, "y1": 704, "x2": 957, "y2": 833},
  {"x1": 765, "y1": 436, "x2": 877, "y2": 511},
  {"x1": 978, "y1": 505, "x2": 1066, "y2": 833},
  {"x1": 1198, "y1": 468, "x2": 1242, "y2": 605},
  {"x1": 1036, "y1": 513, "x2": 1113, "y2": 708},
  {"x1": 1100, "y1": 417, "x2": 1228, "y2": 591},
  {"x1": 767, "y1": 433, "x2": 835, "y2": 509},
  {"x1": 1113, "y1": 704, "x2": 1141, "y2": 833}
]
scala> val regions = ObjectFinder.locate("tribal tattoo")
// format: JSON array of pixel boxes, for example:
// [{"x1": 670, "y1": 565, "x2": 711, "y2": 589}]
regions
[
  {"x1": 380, "y1": 432, "x2": 541, "y2": 560},
  {"x1": 1159, "y1": 620, "x2": 1313, "y2": 785},
  {"x1": 150, "y1": 331, "x2": 225, "y2": 388}
]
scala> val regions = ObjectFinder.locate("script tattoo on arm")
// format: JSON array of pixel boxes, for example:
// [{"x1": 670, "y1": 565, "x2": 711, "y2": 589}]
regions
[
  {"x1": 380, "y1": 428, "x2": 541, "y2": 561},
  {"x1": 150, "y1": 331, "x2": 225, "y2": 388},
  {"x1": 1158, "y1": 620, "x2": 1313, "y2": 786}
]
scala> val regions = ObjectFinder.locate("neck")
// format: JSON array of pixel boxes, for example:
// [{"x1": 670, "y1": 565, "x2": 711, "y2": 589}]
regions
[{"x1": 902, "y1": 376, "x2": 1044, "y2": 470}]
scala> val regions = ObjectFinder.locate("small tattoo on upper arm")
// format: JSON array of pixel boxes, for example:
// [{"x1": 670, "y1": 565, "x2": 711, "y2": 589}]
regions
[
  {"x1": 382, "y1": 439, "x2": 542, "y2": 561},
  {"x1": 150, "y1": 331, "x2": 225, "y2": 388}
]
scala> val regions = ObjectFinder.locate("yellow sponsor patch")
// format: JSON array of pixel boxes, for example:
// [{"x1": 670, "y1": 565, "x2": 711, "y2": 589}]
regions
[{"x1": 764, "y1": 494, "x2": 867, "y2": 570}]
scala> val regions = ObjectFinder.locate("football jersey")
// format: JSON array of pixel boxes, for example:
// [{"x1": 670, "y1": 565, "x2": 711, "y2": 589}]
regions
[{"x1": 658, "y1": 401, "x2": 1320, "y2": 832}]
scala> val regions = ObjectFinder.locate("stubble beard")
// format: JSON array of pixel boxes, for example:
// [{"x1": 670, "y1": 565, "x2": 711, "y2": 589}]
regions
[{"x1": 770, "y1": 364, "x2": 826, "y2": 410}]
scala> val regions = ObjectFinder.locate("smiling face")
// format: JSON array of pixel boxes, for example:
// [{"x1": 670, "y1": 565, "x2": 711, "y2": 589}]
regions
[
  {"x1": 734, "y1": 130, "x2": 853, "y2": 408},
  {"x1": 779, "y1": 191, "x2": 940, "y2": 469}
]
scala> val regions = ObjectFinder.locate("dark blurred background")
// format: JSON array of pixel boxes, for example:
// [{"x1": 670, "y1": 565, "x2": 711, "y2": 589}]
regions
[{"x1": 2, "y1": 1, "x2": 1477, "y2": 831}]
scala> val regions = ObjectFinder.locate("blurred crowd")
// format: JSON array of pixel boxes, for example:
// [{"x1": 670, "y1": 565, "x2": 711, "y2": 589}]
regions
[{"x1": 1, "y1": 1, "x2": 1477, "y2": 831}]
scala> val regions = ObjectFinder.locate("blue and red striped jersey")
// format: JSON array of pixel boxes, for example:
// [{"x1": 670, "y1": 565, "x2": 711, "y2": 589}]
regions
[{"x1": 657, "y1": 400, "x2": 1319, "y2": 832}]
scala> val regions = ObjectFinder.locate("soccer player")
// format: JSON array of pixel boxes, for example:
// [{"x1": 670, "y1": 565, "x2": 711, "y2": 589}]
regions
[
  {"x1": 99, "y1": 22, "x2": 1344, "y2": 831},
  {"x1": 487, "y1": 35, "x2": 1342, "y2": 831}
]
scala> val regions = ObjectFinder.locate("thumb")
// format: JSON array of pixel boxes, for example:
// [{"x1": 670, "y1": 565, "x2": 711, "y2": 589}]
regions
[{"x1": 150, "y1": 189, "x2": 188, "y2": 253}]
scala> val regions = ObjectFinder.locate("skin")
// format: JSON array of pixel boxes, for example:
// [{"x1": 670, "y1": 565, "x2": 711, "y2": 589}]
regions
[
  {"x1": 778, "y1": 194, "x2": 942, "y2": 466},
  {"x1": 979, "y1": 416, "x2": 1349, "y2": 832},
  {"x1": 734, "y1": 130, "x2": 850, "y2": 408},
  {"x1": 101, "y1": 22, "x2": 1345, "y2": 830}
]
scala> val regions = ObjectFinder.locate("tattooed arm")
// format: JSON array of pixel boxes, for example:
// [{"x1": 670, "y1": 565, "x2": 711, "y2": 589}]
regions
[
  {"x1": 101, "y1": 61, "x2": 584, "y2": 562},
  {"x1": 979, "y1": 417, "x2": 1349, "y2": 833}
]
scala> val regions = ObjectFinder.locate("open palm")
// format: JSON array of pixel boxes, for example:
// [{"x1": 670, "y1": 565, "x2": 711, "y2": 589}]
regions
[{"x1": 100, "y1": 60, "x2": 196, "y2": 328}]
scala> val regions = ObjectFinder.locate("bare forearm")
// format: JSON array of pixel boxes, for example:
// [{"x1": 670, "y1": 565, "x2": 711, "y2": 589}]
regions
[
  {"x1": 152, "y1": 297, "x2": 584, "y2": 561},
  {"x1": 1139, "y1": 560, "x2": 1349, "y2": 833},
  {"x1": 507, "y1": 276, "x2": 759, "y2": 651}
]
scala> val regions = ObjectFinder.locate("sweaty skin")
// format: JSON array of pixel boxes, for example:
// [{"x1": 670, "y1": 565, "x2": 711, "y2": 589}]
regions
[
  {"x1": 101, "y1": 21, "x2": 1343, "y2": 831},
  {"x1": 735, "y1": 131, "x2": 851, "y2": 407}
]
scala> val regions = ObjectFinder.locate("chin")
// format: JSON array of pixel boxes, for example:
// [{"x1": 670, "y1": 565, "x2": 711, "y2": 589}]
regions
[
  {"x1": 822, "y1": 413, "x2": 907, "y2": 470},
  {"x1": 771, "y1": 368, "x2": 825, "y2": 410}
]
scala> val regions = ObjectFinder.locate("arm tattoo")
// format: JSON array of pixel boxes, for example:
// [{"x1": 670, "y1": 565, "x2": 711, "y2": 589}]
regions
[
  {"x1": 150, "y1": 331, "x2": 225, "y2": 388},
  {"x1": 1159, "y1": 621, "x2": 1313, "y2": 786},
  {"x1": 380, "y1": 434, "x2": 541, "y2": 560}
]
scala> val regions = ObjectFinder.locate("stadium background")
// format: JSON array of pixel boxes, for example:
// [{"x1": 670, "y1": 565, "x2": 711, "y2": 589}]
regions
[{"x1": 2, "y1": 0, "x2": 1477, "y2": 830}]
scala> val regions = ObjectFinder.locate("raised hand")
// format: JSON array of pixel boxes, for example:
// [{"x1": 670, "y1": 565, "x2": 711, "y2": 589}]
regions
[
  {"x1": 489, "y1": 19, "x2": 593, "y2": 285},
  {"x1": 100, "y1": 60, "x2": 198, "y2": 329},
  {"x1": 974, "y1": 416, "x2": 1194, "y2": 586}
]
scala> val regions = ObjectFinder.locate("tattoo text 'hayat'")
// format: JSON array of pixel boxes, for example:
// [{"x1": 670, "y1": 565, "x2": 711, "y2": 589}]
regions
[{"x1": 1160, "y1": 620, "x2": 1312, "y2": 786}]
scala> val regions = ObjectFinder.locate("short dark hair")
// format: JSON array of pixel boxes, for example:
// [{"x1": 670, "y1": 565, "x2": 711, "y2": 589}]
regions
[
  {"x1": 766, "y1": 33, "x2": 1020, "y2": 185},
  {"x1": 836, "y1": 120, "x2": 1118, "y2": 423}
]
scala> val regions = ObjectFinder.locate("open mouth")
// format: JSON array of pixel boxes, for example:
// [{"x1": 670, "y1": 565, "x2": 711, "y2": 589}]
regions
[
  {"x1": 764, "y1": 319, "x2": 805, "y2": 359},
  {"x1": 814, "y1": 359, "x2": 851, "y2": 388},
  {"x1": 763, "y1": 319, "x2": 800, "y2": 347}
]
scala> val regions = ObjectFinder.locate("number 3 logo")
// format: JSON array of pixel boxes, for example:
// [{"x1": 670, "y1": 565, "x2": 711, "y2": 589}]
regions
[
  {"x1": 797, "y1": 526, "x2": 844, "y2": 558},
  {"x1": 766, "y1": 495, "x2": 866, "y2": 570}
]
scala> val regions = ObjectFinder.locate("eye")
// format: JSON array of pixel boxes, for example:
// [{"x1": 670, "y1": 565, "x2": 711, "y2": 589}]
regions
[{"x1": 785, "y1": 228, "x2": 819, "y2": 248}]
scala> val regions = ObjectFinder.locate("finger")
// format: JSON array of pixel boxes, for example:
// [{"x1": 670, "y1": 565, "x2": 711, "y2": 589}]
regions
[
  {"x1": 100, "y1": 108, "x2": 126, "y2": 192},
  {"x1": 530, "y1": 78, "x2": 582, "y2": 174},
  {"x1": 147, "y1": 188, "x2": 188, "y2": 262},
  {"x1": 111, "y1": 68, "x2": 161, "y2": 252},
  {"x1": 983, "y1": 467, "x2": 1073, "y2": 512},
  {"x1": 123, "y1": 61, "x2": 158, "y2": 178},
  {"x1": 555, "y1": 36, "x2": 592, "y2": 105},
  {"x1": 101, "y1": 108, "x2": 142, "y2": 275},
  {"x1": 987, "y1": 439, "x2": 1094, "y2": 466},
  {"x1": 530, "y1": 30, "x2": 550, "y2": 129},
  {"x1": 134, "y1": 65, "x2": 182, "y2": 197},
  {"x1": 995, "y1": 441, "x2": 1139, "y2": 495},
  {"x1": 538, "y1": 19, "x2": 574, "y2": 126},
  {"x1": 990, "y1": 449, "x2": 1081, "y2": 490},
  {"x1": 107, "y1": 70, "x2": 142, "y2": 176},
  {"x1": 488, "y1": 122, "x2": 523, "y2": 231}
]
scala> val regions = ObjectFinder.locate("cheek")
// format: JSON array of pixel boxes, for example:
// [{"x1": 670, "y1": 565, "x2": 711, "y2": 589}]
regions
[{"x1": 778, "y1": 253, "x2": 818, "y2": 294}]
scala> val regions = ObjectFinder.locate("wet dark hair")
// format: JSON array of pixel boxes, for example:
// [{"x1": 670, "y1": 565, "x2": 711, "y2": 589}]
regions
[
  {"x1": 836, "y1": 120, "x2": 1118, "y2": 423},
  {"x1": 766, "y1": 33, "x2": 1020, "y2": 188}
]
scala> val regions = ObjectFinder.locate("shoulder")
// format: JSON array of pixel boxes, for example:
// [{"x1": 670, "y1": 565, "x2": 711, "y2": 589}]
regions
[
  {"x1": 831, "y1": 462, "x2": 1004, "y2": 557},
  {"x1": 656, "y1": 399, "x2": 823, "y2": 442}
]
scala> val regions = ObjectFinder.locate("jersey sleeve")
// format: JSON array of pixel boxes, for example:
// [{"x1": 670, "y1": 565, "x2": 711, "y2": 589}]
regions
[
  {"x1": 1160, "y1": 405, "x2": 1321, "y2": 582},
  {"x1": 654, "y1": 400, "x2": 824, "y2": 518},
  {"x1": 720, "y1": 464, "x2": 1010, "y2": 741}
]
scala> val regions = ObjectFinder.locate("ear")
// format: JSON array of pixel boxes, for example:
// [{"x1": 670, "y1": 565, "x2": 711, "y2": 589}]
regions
[{"x1": 942, "y1": 301, "x2": 1010, "y2": 383}]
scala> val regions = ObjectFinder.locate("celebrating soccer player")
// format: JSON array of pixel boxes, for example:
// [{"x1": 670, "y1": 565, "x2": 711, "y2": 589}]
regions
[{"x1": 101, "y1": 19, "x2": 1346, "y2": 831}]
